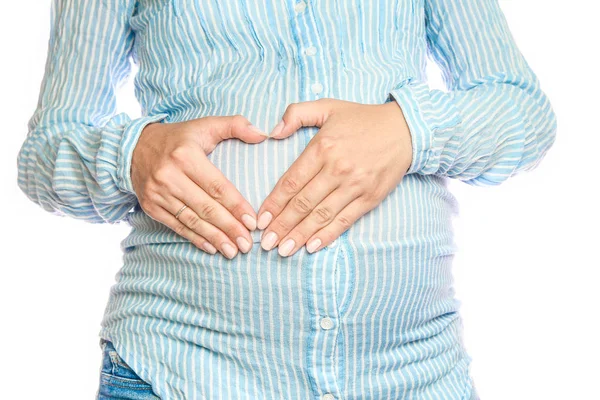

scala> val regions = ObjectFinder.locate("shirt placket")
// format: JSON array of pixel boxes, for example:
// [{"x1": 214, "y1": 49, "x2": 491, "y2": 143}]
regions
[
  {"x1": 290, "y1": 0, "x2": 325, "y2": 146},
  {"x1": 291, "y1": 1, "x2": 344, "y2": 399},
  {"x1": 303, "y1": 237, "x2": 345, "y2": 400}
]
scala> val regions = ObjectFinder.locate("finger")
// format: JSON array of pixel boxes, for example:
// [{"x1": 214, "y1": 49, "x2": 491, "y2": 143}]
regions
[
  {"x1": 166, "y1": 172, "x2": 254, "y2": 254},
  {"x1": 259, "y1": 168, "x2": 340, "y2": 252},
  {"x1": 178, "y1": 149, "x2": 258, "y2": 231},
  {"x1": 269, "y1": 98, "x2": 337, "y2": 139},
  {"x1": 256, "y1": 143, "x2": 324, "y2": 230},
  {"x1": 306, "y1": 195, "x2": 373, "y2": 253},
  {"x1": 275, "y1": 185, "x2": 362, "y2": 257},
  {"x1": 203, "y1": 114, "x2": 270, "y2": 143},
  {"x1": 156, "y1": 193, "x2": 241, "y2": 259},
  {"x1": 149, "y1": 203, "x2": 218, "y2": 256}
]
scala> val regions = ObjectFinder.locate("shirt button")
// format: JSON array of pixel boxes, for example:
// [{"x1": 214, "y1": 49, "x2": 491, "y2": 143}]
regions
[
  {"x1": 322, "y1": 394, "x2": 336, "y2": 400},
  {"x1": 294, "y1": 1, "x2": 307, "y2": 13},
  {"x1": 305, "y1": 46, "x2": 317, "y2": 56},
  {"x1": 311, "y1": 82, "x2": 323, "y2": 94},
  {"x1": 320, "y1": 316, "x2": 335, "y2": 330}
]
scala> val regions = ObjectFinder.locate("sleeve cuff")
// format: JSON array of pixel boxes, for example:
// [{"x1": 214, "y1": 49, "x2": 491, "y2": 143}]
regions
[
  {"x1": 387, "y1": 81, "x2": 435, "y2": 175},
  {"x1": 116, "y1": 113, "x2": 170, "y2": 194}
]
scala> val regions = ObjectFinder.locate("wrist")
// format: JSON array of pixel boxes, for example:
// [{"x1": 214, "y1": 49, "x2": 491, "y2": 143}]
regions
[
  {"x1": 380, "y1": 102, "x2": 413, "y2": 174},
  {"x1": 116, "y1": 113, "x2": 169, "y2": 194}
]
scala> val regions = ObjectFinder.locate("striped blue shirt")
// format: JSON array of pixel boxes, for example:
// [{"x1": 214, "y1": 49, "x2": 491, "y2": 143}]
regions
[{"x1": 17, "y1": 0, "x2": 557, "y2": 399}]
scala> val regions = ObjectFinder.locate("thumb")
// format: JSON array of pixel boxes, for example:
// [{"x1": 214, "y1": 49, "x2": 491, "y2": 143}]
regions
[
  {"x1": 210, "y1": 115, "x2": 270, "y2": 144},
  {"x1": 269, "y1": 99, "x2": 335, "y2": 139}
]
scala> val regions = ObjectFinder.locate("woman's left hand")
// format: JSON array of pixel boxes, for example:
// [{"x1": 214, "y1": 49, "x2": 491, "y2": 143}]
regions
[{"x1": 257, "y1": 98, "x2": 414, "y2": 257}]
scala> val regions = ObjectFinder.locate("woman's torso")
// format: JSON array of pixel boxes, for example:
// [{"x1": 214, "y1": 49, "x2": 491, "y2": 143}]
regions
[{"x1": 99, "y1": 1, "x2": 477, "y2": 398}]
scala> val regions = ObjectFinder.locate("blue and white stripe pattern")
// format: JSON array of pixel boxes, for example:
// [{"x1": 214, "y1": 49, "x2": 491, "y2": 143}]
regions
[{"x1": 17, "y1": 0, "x2": 556, "y2": 399}]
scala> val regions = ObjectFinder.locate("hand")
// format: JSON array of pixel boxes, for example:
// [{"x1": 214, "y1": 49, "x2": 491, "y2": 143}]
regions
[
  {"x1": 131, "y1": 115, "x2": 269, "y2": 258},
  {"x1": 256, "y1": 98, "x2": 413, "y2": 257}
]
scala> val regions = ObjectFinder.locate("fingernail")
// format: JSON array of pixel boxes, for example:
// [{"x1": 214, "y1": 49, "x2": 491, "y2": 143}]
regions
[
  {"x1": 278, "y1": 238, "x2": 295, "y2": 257},
  {"x1": 270, "y1": 121, "x2": 285, "y2": 138},
  {"x1": 221, "y1": 242, "x2": 237, "y2": 259},
  {"x1": 236, "y1": 236, "x2": 252, "y2": 253},
  {"x1": 261, "y1": 231, "x2": 278, "y2": 251},
  {"x1": 249, "y1": 124, "x2": 269, "y2": 137},
  {"x1": 257, "y1": 211, "x2": 273, "y2": 230},
  {"x1": 242, "y1": 213, "x2": 257, "y2": 230},
  {"x1": 306, "y1": 238, "x2": 321, "y2": 253},
  {"x1": 202, "y1": 242, "x2": 217, "y2": 254}
]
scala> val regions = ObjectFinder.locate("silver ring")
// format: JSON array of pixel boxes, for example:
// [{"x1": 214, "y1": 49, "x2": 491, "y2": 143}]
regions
[{"x1": 174, "y1": 204, "x2": 188, "y2": 219}]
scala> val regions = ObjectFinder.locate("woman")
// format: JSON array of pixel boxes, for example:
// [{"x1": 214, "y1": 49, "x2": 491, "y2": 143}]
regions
[{"x1": 17, "y1": 0, "x2": 556, "y2": 399}]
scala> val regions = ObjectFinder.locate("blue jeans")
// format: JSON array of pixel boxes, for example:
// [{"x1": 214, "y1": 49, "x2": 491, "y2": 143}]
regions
[{"x1": 96, "y1": 338, "x2": 160, "y2": 399}]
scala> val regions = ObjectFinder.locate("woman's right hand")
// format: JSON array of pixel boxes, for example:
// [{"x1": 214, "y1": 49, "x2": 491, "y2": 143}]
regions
[{"x1": 130, "y1": 115, "x2": 269, "y2": 259}]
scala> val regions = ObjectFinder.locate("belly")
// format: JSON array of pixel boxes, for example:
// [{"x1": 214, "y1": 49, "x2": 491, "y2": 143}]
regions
[
  {"x1": 103, "y1": 170, "x2": 467, "y2": 398},
  {"x1": 114, "y1": 164, "x2": 460, "y2": 330}
]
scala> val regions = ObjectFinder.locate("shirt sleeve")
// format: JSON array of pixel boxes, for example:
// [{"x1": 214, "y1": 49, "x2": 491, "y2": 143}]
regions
[
  {"x1": 16, "y1": 0, "x2": 169, "y2": 224},
  {"x1": 387, "y1": 0, "x2": 558, "y2": 186}
]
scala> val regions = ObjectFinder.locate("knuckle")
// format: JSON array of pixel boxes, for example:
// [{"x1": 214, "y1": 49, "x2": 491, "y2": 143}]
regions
[
  {"x1": 261, "y1": 197, "x2": 281, "y2": 213},
  {"x1": 337, "y1": 214, "x2": 353, "y2": 230},
  {"x1": 198, "y1": 203, "x2": 217, "y2": 220},
  {"x1": 153, "y1": 165, "x2": 174, "y2": 184},
  {"x1": 292, "y1": 196, "x2": 312, "y2": 214},
  {"x1": 169, "y1": 146, "x2": 191, "y2": 165},
  {"x1": 281, "y1": 176, "x2": 300, "y2": 194},
  {"x1": 173, "y1": 222, "x2": 188, "y2": 237},
  {"x1": 145, "y1": 190, "x2": 163, "y2": 205},
  {"x1": 205, "y1": 179, "x2": 227, "y2": 199},
  {"x1": 272, "y1": 218, "x2": 290, "y2": 232},
  {"x1": 232, "y1": 114, "x2": 247, "y2": 126},
  {"x1": 313, "y1": 206, "x2": 333, "y2": 224},
  {"x1": 286, "y1": 102, "x2": 299, "y2": 114},
  {"x1": 330, "y1": 158, "x2": 354, "y2": 177},
  {"x1": 185, "y1": 214, "x2": 202, "y2": 231},
  {"x1": 316, "y1": 136, "x2": 336, "y2": 154},
  {"x1": 347, "y1": 170, "x2": 368, "y2": 188}
]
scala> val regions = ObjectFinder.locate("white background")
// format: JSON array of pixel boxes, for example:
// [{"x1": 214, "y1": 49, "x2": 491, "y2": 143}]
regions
[{"x1": 1, "y1": 1, "x2": 597, "y2": 399}]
